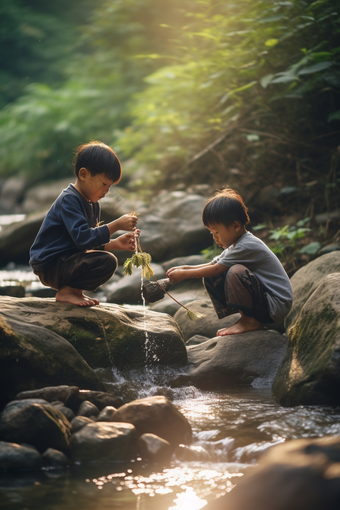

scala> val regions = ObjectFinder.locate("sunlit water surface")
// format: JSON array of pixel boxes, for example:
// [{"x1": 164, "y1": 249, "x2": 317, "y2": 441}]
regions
[{"x1": 1, "y1": 366, "x2": 340, "y2": 510}]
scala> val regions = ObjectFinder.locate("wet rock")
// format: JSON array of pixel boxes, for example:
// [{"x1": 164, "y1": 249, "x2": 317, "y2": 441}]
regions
[
  {"x1": 273, "y1": 273, "x2": 340, "y2": 406},
  {"x1": 0, "y1": 441, "x2": 42, "y2": 471},
  {"x1": 77, "y1": 401, "x2": 99, "y2": 418},
  {"x1": 0, "y1": 311, "x2": 105, "y2": 407},
  {"x1": 186, "y1": 335, "x2": 210, "y2": 346},
  {"x1": 70, "y1": 422, "x2": 137, "y2": 462},
  {"x1": 150, "y1": 288, "x2": 207, "y2": 316},
  {"x1": 71, "y1": 416, "x2": 94, "y2": 434},
  {"x1": 0, "y1": 176, "x2": 27, "y2": 214},
  {"x1": 42, "y1": 448, "x2": 69, "y2": 468},
  {"x1": 105, "y1": 264, "x2": 166, "y2": 304},
  {"x1": 0, "y1": 402, "x2": 72, "y2": 453},
  {"x1": 96, "y1": 406, "x2": 116, "y2": 422},
  {"x1": 0, "y1": 297, "x2": 187, "y2": 369},
  {"x1": 174, "y1": 299, "x2": 241, "y2": 341},
  {"x1": 318, "y1": 243, "x2": 340, "y2": 256},
  {"x1": 0, "y1": 285, "x2": 25, "y2": 298},
  {"x1": 174, "y1": 330, "x2": 288, "y2": 389},
  {"x1": 206, "y1": 436, "x2": 340, "y2": 510},
  {"x1": 15, "y1": 386, "x2": 80, "y2": 409},
  {"x1": 75, "y1": 390, "x2": 123, "y2": 411},
  {"x1": 52, "y1": 404, "x2": 75, "y2": 422},
  {"x1": 175, "y1": 443, "x2": 211, "y2": 462},
  {"x1": 138, "y1": 433, "x2": 173, "y2": 464},
  {"x1": 284, "y1": 252, "x2": 340, "y2": 330},
  {"x1": 111, "y1": 395, "x2": 192, "y2": 446},
  {"x1": 0, "y1": 210, "x2": 45, "y2": 267}
]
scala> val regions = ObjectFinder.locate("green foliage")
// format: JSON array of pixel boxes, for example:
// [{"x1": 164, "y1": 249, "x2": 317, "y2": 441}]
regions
[{"x1": 123, "y1": 252, "x2": 154, "y2": 278}]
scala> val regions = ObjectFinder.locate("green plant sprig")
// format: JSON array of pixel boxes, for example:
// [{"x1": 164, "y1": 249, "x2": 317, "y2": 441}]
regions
[{"x1": 123, "y1": 243, "x2": 204, "y2": 321}]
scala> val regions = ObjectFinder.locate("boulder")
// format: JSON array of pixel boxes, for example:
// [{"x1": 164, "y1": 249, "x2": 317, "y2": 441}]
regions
[
  {"x1": 71, "y1": 416, "x2": 94, "y2": 434},
  {"x1": 0, "y1": 210, "x2": 45, "y2": 267},
  {"x1": 174, "y1": 330, "x2": 288, "y2": 389},
  {"x1": 150, "y1": 284, "x2": 207, "y2": 316},
  {"x1": 174, "y1": 299, "x2": 242, "y2": 341},
  {"x1": 42, "y1": 448, "x2": 69, "y2": 468},
  {"x1": 273, "y1": 273, "x2": 340, "y2": 406},
  {"x1": 105, "y1": 264, "x2": 166, "y2": 304},
  {"x1": 138, "y1": 433, "x2": 173, "y2": 464},
  {"x1": 52, "y1": 404, "x2": 75, "y2": 422},
  {"x1": 0, "y1": 441, "x2": 42, "y2": 471},
  {"x1": 15, "y1": 385, "x2": 80, "y2": 408},
  {"x1": 206, "y1": 436, "x2": 340, "y2": 510},
  {"x1": 21, "y1": 178, "x2": 71, "y2": 214},
  {"x1": 0, "y1": 402, "x2": 72, "y2": 453},
  {"x1": 161, "y1": 255, "x2": 206, "y2": 272},
  {"x1": 96, "y1": 406, "x2": 116, "y2": 422},
  {"x1": 75, "y1": 390, "x2": 123, "y2": 411},
  {"x1": 77, "y1": 401, "x2": 99, "y2": 418},
  {"x1": 186, "y1": 335, "x2": 209, "y2": 346},
  {"x1": 0, "y1": 176, "x2": 27, "y2": 214},
  {"x1": 70, "y1": 422, "x2": 137, "y2": 462},
  {"x1": 111, "y1": 395, "x2": 192, "y2": 446},
  {"x1": 284, "y1": 252, "x2": 340, "y2": 330},
  {"x1": 0, "y1": 312, "x2": 105, "y2": 407},
  {"x1": 0, "y1": 297, "x2": 187, "y2": 370}
]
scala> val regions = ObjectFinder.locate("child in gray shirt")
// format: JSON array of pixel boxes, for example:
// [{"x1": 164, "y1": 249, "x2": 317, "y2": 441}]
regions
[{"x1": 166, "y1": 187, "x2": 292, "y2": 336}]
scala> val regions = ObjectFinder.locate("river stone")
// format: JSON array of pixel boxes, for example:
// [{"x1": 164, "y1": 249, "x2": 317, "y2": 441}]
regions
[
  {"x1": 186, "y1": 335, "x2": 210, "y2": 346},
  {"x1": 0, "y1": 285, "x2": 25, "y2": 298},
  {"x1": 284, "y1": 251, "x2": 340, "y2": 331},
  {"x1": 75, "y1": 390, "x2": 123, "y2": 411},
  {"x1": 161, "y1": 255, "x2": 206, "y2": 272},
  {"x1": 138, "y1": 433, "x2": 173, "y2": 464},
  {"x1": 0, "y1": 403, "x2": 72, "y2": 453},
  {"x1": 15, "y1": 386, "x2": 80, "y2": 409},
  {"x1": 96, "y1": 406, "x2": 116, "y2": 422},
  {"x1": 273, "y1": 273, "x2": 340, "y2": 406},
  {"x1": 0, "y1": 311, "x2": 105, "y2": 407},
  {"x1": 0, "y1": 176, "x2": 27, "y2": 214},
  {"x1": 77, "y1": 401, "x2": 99, "y2": 418},
  {"x1": 52, "y1": 404, "x2": 75, "y2": 422},
  {"x1": 71, "y1": 416, "x2": 94, "y2": 434},
  {"x1": 0, "y1": 296, "x2": 187, "y2": 369},
  {"x1": 174, "y1": 299, "x2": 242, "y2": 341},
  {"x1": 42, "y1": 448, "x2": 69, "y2": 468},
  {"x1": 0, "y1": 210, "x2": 45, "y2": 267},
  {"x1": 111, "y1": 396, "x2": 192, "y2": 446},
  {"x1": 70, "y1": 422, "x2": 137, "y2": 462},
  {"x1": 105, "y1": 264, "x2": 166, "y2": 304},
  {"x1": 173, "y1": 330, "x2": 288, "y2": 389},
  {"x1": 206, "y1": 436, "x2": 340, "y2": 510},
  {"x1": 150, "y1": 288, "x2": 208, "y2": 316},
  {"x1": 0, "y1": 441, "x2": 42, "y2": 471},
  {"x1": 21, "y1": 178, "x2": 71, "y2": 214}
]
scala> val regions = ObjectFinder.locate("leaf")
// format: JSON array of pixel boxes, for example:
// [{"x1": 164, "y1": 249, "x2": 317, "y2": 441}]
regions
[
  {"x1": 265, "y1": 39, "x2": 279, "y2": 47},
  {"x1": 187, "y1": 310, "x2": 205, "y2": 321},
  {"x1": 271, "y1": 72, "x2": 298, "y2": 84},
  {"x1": 299, "y1": 242, "x2": 321, "y2": 255},
  {"x1": 246, "y1": 134, "x2": 260, "y2": 142},
  {"x1": 260, "y1": 74, "x2": 274, "y2": 88},
  {"x1": 298, "y1": 61, "x2": 333, "y2": 75},
  {"x1": 328, "y1": 110, "x2": 340, "y2": 122}
]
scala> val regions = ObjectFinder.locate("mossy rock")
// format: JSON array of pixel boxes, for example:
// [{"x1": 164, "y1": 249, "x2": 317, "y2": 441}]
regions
[
  {"x1": 273, "y1": 273, "x2": 340, "y2": 406},
  {"x1": 0, "y1": 313, "x2": 105, "y2": 408},
  {"x1": 0, "y1": 296, "x2": 187, "y2": 370},
  {"x1": 284, "y1": 251, "x2": 340, "y2": 331}
]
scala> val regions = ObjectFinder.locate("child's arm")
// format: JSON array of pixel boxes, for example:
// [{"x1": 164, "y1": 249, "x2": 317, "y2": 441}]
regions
[
  {"x1": 166, "y1": 262, "x2": 228, "y2": 283},
  {"x1": 107, "y1": 214, "x2": 138, "y2": 234}
]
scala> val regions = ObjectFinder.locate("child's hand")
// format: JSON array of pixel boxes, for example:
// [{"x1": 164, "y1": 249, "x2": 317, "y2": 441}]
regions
[
  {"x1": 114, "y1": 230, "x2": 140, "y2": 251},
  {"x1": 117, "y1": 214, "x2": 138, "y2": 231},
  {"x1": 166, "y1": 265, "x2": 185, "y2": 276},
  {"x1": 167, "y1": 268, "x2": 186, "y2": 283}
]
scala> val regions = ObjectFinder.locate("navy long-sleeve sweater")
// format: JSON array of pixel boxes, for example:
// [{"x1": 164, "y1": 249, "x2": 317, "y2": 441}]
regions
[{"x1": 29, "y1": 184, "x2": 110, "y2": 271}]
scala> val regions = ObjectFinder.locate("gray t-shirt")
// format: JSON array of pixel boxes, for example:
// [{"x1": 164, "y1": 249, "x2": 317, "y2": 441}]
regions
[{"x1": 212, "y1": 231, "x2": 293, "y2": 322}]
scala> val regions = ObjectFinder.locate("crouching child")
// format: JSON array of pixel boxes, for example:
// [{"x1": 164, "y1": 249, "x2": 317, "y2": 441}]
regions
[
  {"x1": 166, "y1": 187, "x2": 293, "y2": 336},
  {"x1": 30, "y1": 140, "x2": 139, "y2": 307}
]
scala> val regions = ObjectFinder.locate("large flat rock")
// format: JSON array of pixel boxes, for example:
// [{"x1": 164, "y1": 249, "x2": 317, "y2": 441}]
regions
[{"x1": 0, "y1": 296, "x2": 187, "y2": 369}]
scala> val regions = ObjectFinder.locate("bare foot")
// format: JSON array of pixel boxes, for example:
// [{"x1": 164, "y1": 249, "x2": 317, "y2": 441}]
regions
[
  {"x1": 217, "y1": 316, "x2": 262, "y2": 336},
  {"x1": 56, "y1": 286, "x2": 97, "y2": 307},
  {"x1": 76, "y1": 289, "x2": 100, "y2": 306}
]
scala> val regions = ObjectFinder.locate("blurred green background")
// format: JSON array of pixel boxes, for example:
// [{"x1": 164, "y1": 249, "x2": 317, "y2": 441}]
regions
[{"x1": 0, "y1": 0, "x2": 339, "y2": 212}]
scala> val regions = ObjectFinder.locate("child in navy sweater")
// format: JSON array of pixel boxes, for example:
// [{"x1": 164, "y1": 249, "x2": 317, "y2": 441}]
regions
[{"x1": 30, "y1": 141, "x2": 139, "y2": 307}]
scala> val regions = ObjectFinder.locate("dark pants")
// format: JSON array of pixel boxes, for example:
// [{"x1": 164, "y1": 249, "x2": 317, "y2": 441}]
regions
[
  {"x1": 204, "y1": 264, "x2": 274, "y2": 324},
  {"x1": 34, "y1": 250, "x2": 117, "y2": 292}
]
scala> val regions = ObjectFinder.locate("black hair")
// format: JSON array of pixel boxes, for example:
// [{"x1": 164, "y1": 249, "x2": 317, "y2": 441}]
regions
[
  {"x1": 202, "y1": 187, "x2": 250, "y2": 228},
  {"x1": 73, "y1": 141, "x2": 122, "y2": 183}
]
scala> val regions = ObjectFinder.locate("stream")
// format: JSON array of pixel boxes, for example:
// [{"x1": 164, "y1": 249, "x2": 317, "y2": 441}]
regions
[
  {"x1": 1, "y1": 215, "x2": 340, "y2": 509},
  {"x1": 1, "y1": 366, "x2": 340, "y2": 510}
]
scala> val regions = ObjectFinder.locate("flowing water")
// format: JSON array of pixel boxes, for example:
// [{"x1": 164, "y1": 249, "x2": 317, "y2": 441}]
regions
[
  {"x1": 1, "y1": 215, "x2": 340, "y2": 509},
  {"x1": 1, "y1": 367, "x2": 340, "y2": 510}
]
